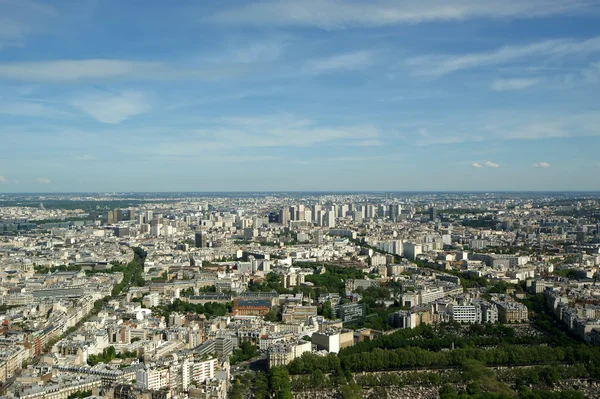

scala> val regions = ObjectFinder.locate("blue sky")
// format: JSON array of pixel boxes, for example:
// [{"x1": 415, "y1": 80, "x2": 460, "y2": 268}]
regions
[{"x1": 1, "y1": 0, "x2": 600, "y2": 192}]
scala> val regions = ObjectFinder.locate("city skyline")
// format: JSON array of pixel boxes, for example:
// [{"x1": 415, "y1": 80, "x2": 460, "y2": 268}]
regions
[{"x1": 1, "y1": 1, "x2": 600, "y2": 192}]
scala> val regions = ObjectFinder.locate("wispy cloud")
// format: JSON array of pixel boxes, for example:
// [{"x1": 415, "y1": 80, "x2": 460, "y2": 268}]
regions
[
  {"x1": 0, "y1": 175, "x2": 7, "y2": 183},
  {"x1": 0, "y1": 101, "x2": 72, "y2": 119},
  {"x1": 492, "y1": 77, "x2": 539, "y2": 91},
  {"x1": 0, "y1": 0, "x2": 55, "y2": 49},
  {"x1": 472, "y1": 162, "x2": 483, "y2": 168},
  {"x1": 406, "y1": 36, "x2": 600, "y2": 76},
  {"x1": 305, "y1": 50, "x2": 374, "y2": 74},
  {"x1": 133, "y1": 114, "x2": 382, "y2": 158},
  {"x1": 0, "y1": 59, "x2": 261, "y2": 83},
  {"x1": 207, "y1": 38, "x2": 288, "y2": 64},
  {"x1": 533, "y1": 162, "x2": 551, "y2": 168},
  {"x1": 71, "y1": 91, "x2": 150, "y2": 124},
  {"x1": 485, "y1": 161, "x2": 500, "y2": 168},
  {"x1": 0, "y1": 60, "x2": 146, "y2": 82},
  {"x1": 37, "y1": 177, "x2": 51, "y2": 184},
  {"x1": 209, "y1": 0, "x2": 599, "y2": 29},
  {"x1": 413, "y1": 110, "x2": 600, "y2": 146}
]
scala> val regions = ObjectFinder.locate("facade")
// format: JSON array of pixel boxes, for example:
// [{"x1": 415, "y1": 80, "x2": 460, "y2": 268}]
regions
[
  {"x1": 137, "y1": 367, "x2": 170, "y2": 391},
  {"x1": 231, "y1": 299, "x2": 271, "y2": 317},
  {"x1": 451, "y1": 305, "x2": 481, "y2": 324},
  {"x1": 195, "y1": 231, "x2": 207, "y2": 248},
  {"x1": 495, "y1": 301, "x2": 529, "y2": 323},
  {"x1": 312, "y1": 331, "x2": 341, "y2": 354},
  {"x1": 336, "y1": 303, "x2": 364, "y2": 323}
]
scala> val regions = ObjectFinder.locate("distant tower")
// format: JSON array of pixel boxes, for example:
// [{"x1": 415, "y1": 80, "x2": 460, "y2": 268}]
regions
[
  {"x1": 195, "y1": 231, "x2": 207, "y2": 248},
  {"x1": 39, "y1": 202, "x2": 45, "y2": 210},
  {"x1": 429, "y1": 207, "x2": 437, "y2": 222}
]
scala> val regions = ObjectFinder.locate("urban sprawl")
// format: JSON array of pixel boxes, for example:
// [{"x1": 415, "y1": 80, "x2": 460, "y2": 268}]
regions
[{"x1": 1, "y1": 192, "x2": 600, "y2": 399}]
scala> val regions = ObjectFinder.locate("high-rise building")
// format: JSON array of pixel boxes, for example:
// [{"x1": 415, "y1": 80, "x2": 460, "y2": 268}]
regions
[
  {"x1": 429, "y1": 207, "x2": 437, "y2": 222},
  {"x1": 289, "y1": 206, "x2": 298, "y2": 221},
  {"x1": 313, "y1": 230, "x2": 324, "y2": 245},
  {"x1": 297, "y1": 204, "x2": 306, "y2": 221},
  {"x1": 106, "y1": 210, "x2": 115, "y2": 224},
  {"x1": 195, "y1": 231, "x2": 207, "y2": 248},
  {"x1": 389, "y1": 204, "x2": 402, "y2": 221},
  {"x1": 268, "y1": 212, "x2": 280, "y2": 224},
  {"x1": 280, "y1": 207, "x2": 291, "y2": 226},
  {"x1": 324, "y1": 211, "x2": 336, "y2": 228}
]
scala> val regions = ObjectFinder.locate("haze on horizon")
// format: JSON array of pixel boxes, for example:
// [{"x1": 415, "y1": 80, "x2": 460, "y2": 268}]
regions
[{"x1": 0, "y1": 0, "x2": 599, "y2": 192}]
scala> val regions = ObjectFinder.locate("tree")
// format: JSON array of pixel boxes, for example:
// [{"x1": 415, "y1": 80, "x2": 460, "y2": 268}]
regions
[
  {"x1": 264, "y1": 309, "x2": 278, "y2": 322},
  {"x1": 323, "y1": 301, "x2": 334, "y2": 319},
  {"x1": 270, "y1": 367, "x2": 293, "y2": 399}
]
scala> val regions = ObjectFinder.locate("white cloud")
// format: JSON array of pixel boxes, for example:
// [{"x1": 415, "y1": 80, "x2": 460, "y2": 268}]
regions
[
  {"x1": 209, "y1": 0, "x2": 599, "y2": 29},
  {"x1": 472, "y1": 162, "x2": 483, "y2": 168},
  {"x1": 305, "y1": 50, "x2": 374, "y2": 74},
  {"x1": 0, "y1": 59, "x2": 257, "y2": 83},
  {"x1": 71, "y1": 91, "x2": 150, "y2": 124},
  {"x1": 0, "y1": 175, "x2": 7, "y2": 183},
  {"x1": 534, "y1": 162, "x2": 551, "y2": 168},
  {"x1": 413, "y1": 110, "x2": 600, "y2": 146},
  {"x1": 37, "y1": 177, "x2": 51, "y2": 184},
  {"x1": 492, "y1": 77, "x2": 539, "y2": 91},
  {"x1": 485, "y1": 161, "x2": 500, "y2": 168},
  {"x1": 0, "y1": 101, "x2": 72, "y2": 119},
  {"x1": 137, "y1": 114, "x2": 382, "y2": 158},
  {"x1": 209, "y1": 39, "x2": 288, "y2": 64},
  {"x1": 406, "y1": 36, "x2": 600, "y2": 76},
  {"x1": 0, "y1": 60, "x2": 146, "y2": 82}
]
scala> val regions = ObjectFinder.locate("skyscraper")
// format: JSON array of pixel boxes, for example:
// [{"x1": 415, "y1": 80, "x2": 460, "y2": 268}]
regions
[
  {"x1": 429, "y1": 207, "x2": 437, "y2": 222},
  {"x1": 280, "y1": 207, "x2": 291, "y2": 226},
  {"x1": 195, "y1": 231, "x2": 207, "y2": 248},
  {"x1": 389, "y1": 204, "x2": 402, "y2": 222}
]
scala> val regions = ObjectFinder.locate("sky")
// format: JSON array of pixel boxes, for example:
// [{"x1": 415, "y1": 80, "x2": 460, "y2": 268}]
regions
[{"x1": 1, "y1": 0, "x2": 600, "y2": 192}]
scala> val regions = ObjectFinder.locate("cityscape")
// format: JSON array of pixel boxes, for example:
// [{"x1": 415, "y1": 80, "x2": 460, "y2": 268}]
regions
[
  {"x1": 1, "y1": 192, "x2": 600, "y2": 398},
  {"x1": 2, "y1": 0, "x2": 600, "y2": 398}
]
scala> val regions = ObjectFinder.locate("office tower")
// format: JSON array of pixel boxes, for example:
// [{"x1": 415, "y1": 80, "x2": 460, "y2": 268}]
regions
[
  {"x1": 313, "y1": 230, "x2": 324, "y2": 245},
  {"x1": 353, "y1": 211, "x2": 363, "y2": 224},
  {"x1": 117, "y1": 209, "x2": 127, "y2": 221},
  {"x1": 145, "y1": 211, "x2": 154, "y2": 223},
  {"x1": 315, "y1": 210, "x2": 324, "y2": 226},
  {"x1": 195, "y1": 231, "x2": 207, "y2": 248},
  {"x1": 313, "y1": 204, "x2": 322, "y2": 221},
  {"x1": 268, "y1": 212, "x2": 280, "y2": 224},
  {"x1": 366, "y1": 205, "x2": 375, "y2": 219},
  {"x1": 106, "y1": 210, "x2": 115, "y2": 224},
  {"x1": 304, "y1": 210, "x2": 312, "y2": 224},
  {"x1": 280, "y1": 207, "x2": 291, "y2": 226},
  {"x1": 389, "y1": 204, "x2": 402, "y2": 221},
  {"x1": 429, "y1": 207, "x2": 437, "y2": 222},
  {"x1": 325, "y1": 211, "x2": 336, "y2": 228},
  {"x1": 289, "y1": 206, "x2": 298, "y2": 221},
  {"x1": 297, "y1": 204, "x2": 306, "y2": 221}
]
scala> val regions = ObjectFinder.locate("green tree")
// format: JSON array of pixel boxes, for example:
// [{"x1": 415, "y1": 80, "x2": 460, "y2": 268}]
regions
[{"x1": 270, "y1": 367, "x2": 293, "y2": 399}]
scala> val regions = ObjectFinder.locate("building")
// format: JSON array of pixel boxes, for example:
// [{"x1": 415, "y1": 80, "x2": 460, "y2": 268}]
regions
[
  {"x1": 495, "y1": 301, "x2": 528, "y2": 323},
  {"x1": 232, "y1": 299, "x2": 271, "y2": 317},
  {"x1": 336, "y1": 303, "x2": 364, "y2": 323},
  {"x1": 312, "y1": 331, "x2": 341, "y2": 354},
  {"x1": 389, "y1": 310, "x2": 417, "y2": 329},
  {"x1": 403, "y1": 242, "x2": 423, "y2": 261},
  {"x1": 281, "y1": 305, "x2": 317, "y2": 323},
  {"x1": 450, "y1": 305, "x2": 481, "y2": 324},
  {"x1": 481, "y1": 302, "x2": 499, "y2": 324},
  {"x1": 137, "y1": 367, "x2": 170, "y2": 391},
  {"x1": 195, "y1": 231, "x2": 207, "y2": 248}
]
